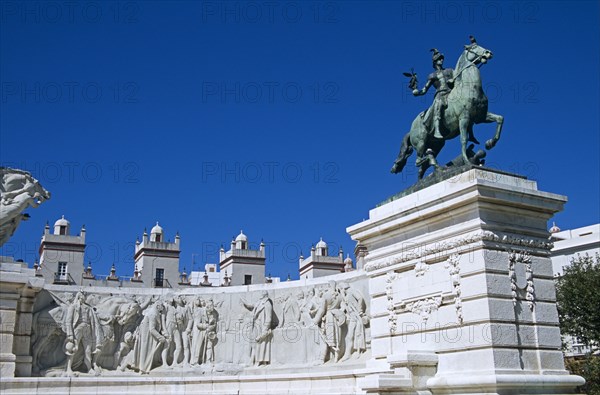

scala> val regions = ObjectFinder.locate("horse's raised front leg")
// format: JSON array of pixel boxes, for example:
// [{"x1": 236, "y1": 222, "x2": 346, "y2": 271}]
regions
[{"x1": 483, "y1": 112, "x2": 504, "y2": 150}]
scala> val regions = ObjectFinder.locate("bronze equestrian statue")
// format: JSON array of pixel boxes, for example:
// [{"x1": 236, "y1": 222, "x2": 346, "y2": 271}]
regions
[{"x1": 391, "y1": 36, "x2": 504, "y2": 180}]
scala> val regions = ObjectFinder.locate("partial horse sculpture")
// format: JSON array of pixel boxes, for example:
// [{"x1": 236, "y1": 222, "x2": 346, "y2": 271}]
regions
[
  {"x1": 391, "y1": 36, "x2": 504, "y2": 180},
  {"x1": 0, "y1": 167, "x2": 50, "y2": 246}
]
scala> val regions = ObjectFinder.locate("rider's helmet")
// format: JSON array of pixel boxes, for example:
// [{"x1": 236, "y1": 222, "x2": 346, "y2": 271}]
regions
[{"x1": 430, "y1": 48, "x2": 444, "y2": 67}]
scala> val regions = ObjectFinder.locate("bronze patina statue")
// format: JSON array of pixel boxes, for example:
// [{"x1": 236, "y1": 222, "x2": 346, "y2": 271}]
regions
[{"x1": 391, "y1": 36, "x2": 504, "y2": 180}]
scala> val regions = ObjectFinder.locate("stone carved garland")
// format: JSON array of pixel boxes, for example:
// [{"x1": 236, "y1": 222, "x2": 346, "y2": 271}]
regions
[
  {"x1": 31, "y1": 281, "x2": 370, "y2": 376},
  {"x1": 508, "y1": 250, "x2": 535, "y2": 311},
  {"x1": 386, "y1": 272, "x2": 398, "y2": 334},
  {"x1": 414, "y1": 261, "x2": 429, "y2": 277},
  {"x1": 444, "y1": 253, "x2": 463, "y2": 324},
  {"x1": 365, "y1": 230, "x2": 553, "y2": 272},
  {"x1": 403, "y1": 296, "x2": 442, "y2": 324}
]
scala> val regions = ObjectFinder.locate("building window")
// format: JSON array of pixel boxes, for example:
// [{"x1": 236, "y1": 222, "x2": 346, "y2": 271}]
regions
[
  {"x1": 59, "y1": 226, "x2": 67, "y2": 235},
  {"x1": 155, "y1": 234, "x2": 162, "y2": 242},
  {"x1": 244, "y1": 275, "x2": 252, "y2": 285},
  {"x1": 209, "y1": 267, "x2": 215, "y2": 272},
  {"x1": 155, "y1": 268, "x2": 164, "y2": 287},
  {"x1": 57, "y1": 262, "x2": 68, "y2": 281}
]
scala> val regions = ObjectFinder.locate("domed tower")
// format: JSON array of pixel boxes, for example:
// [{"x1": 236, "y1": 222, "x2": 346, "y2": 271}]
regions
[
  {"x1": 219, "y1": 230, "x2": 265, "y2": 285},
  {"x1": 150, "y1": 222, "x2": 163, "y2": 242},
  {"x1": 344, "y1": 254, "x2": 354, "y2": 272},
  {"x1": 315, "y1": 237, "x2": 328, "y2": 256},
  {"x1": 38, "y1": 215, "x2": 86, "y2": 285},
  {"x1": 133, "y1": 222, "x2": 180, "y2": 288},
  {"x1": 234, "y1": 230, "x2": 248, "y2": 249},
  {"x1": 299, "y1": 237, "x2": 345, "y2": 279},
  {"x1": 53, "y1": 215, "x2": 70, "y2": 235}
]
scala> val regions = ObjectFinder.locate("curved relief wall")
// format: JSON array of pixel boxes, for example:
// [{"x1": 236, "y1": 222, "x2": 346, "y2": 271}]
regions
[{"x1": 31, "y1": 271, "x2": 370, "y2": 377}]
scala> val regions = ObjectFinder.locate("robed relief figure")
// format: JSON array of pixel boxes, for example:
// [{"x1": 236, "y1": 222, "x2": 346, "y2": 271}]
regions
[
  {"x1": 129, "y1": 302, "x2": 167, "y2": 373},
  {"x1": 241, "y1": 291, "x2": 275, "y2": 366},
  {"x1": 339, "y1": 283, "x2": 368, "y2": 361},
  {"x1": 313, "y1": 282, "x2": 346, "y2": 363},
  {"x1": 188, "y1": 297, "x2": 207, "y2": 366}
]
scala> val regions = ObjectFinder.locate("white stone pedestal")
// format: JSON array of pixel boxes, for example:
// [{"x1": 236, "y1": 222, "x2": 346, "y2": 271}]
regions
[{"x1": 347, "y1": 168, "x2": 584, "y2": 394}]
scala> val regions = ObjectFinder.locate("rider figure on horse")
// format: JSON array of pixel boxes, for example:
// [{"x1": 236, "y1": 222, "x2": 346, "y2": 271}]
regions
[{"x1": 412, "y1": 48, "x2": 454, "y2": 139}]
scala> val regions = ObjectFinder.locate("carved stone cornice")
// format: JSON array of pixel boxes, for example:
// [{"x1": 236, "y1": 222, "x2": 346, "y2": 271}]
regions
[{"x1": 365, "y1": 230, "x2": 553, "y2": 272}]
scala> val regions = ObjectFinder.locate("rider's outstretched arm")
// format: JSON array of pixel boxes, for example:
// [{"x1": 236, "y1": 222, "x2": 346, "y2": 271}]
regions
[{"x1": 413, "y1": 78, "x2": 432, "y2": 96}]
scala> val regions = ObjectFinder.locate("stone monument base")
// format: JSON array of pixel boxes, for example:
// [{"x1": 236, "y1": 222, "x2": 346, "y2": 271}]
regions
[
  {"x1": 1, "y1": 364, "x2": 377, "y2": 395},
  {"x1": 348, "y1": 167, "x2": 585, "y2": 394}
]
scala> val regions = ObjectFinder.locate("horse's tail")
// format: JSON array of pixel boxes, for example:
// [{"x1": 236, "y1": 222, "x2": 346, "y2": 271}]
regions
[{"x1": 391, "y1": 132, "x2": 413, "y2": 174}]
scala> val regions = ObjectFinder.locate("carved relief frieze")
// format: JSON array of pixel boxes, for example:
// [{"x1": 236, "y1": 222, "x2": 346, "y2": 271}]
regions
[{"x1": 31, "y1": 279, "x2": 371, "y2": 376}]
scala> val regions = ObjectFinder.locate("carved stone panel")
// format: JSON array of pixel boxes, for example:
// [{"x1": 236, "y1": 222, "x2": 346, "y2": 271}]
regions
[
  {"x1": 508, "y1": 250, "x2": 535, "y2": 311},
  {"x1": 30, "y1": 277, "x2": 371, "y2": 376}
]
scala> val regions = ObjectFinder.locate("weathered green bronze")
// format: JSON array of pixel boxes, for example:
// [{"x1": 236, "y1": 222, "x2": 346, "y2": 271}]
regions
[{"x1": 391, "y1": 36, "x2": 504, "y2": 180}]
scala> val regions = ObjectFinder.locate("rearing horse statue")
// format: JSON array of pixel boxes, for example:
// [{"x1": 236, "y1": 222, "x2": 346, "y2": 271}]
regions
[
  {"x1": 0, "y1": 167, "x2": 50, "y2": 246},
  {"x1": 391, "y1": 37, "x2": 504, "y2": 179}
]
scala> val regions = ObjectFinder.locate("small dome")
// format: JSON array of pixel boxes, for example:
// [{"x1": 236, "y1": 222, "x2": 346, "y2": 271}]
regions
[
  {"x1": 549, "y1": 222, "x2": 561, "y2": 233},
  {"x1": 151, "y1": 222, "x2": 163, "y2": 234},
  {"x1": 316, "y1": 237, "x2": 327, "y2": 249},
  {"x1": 54, "y1": 215, "x2": 70, "y2": 227},
  {"x1": 235, "y1": 230, "x2": 247, "y2": 242},
  {"x1": 344, "y1": 254, "x2": 353, "y2": 265}
]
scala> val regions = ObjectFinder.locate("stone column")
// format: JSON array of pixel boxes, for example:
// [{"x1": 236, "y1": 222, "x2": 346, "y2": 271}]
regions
[
  {"x1": 354, "y1": 243, "x2": 368, "y2": 271},
  {"x1": 348, "y1": 168, "x2": 584, "y2": 394},
  {"x1": 0, "y1": 259, "x2": 44, "y2": 377}
]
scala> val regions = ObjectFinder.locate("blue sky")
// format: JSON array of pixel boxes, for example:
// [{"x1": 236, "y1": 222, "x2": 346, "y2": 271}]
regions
[{"x1": 1, "y1": 1, "x2": 599, "y2": 280}]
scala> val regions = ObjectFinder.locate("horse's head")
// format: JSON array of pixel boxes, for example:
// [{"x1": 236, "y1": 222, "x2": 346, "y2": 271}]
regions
[
  {"x1": 31, "y1": 179, "x2": 51, "y2": 202},
  {"x1": 117, "y1": 302, "x2": 141, "y2": 326},
  {"x1": 1, "y1": 167, "x2": 51, "y2": 203},
  {"x1": 463, "y1": 36, "x2": 493, "y2": 65}
]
